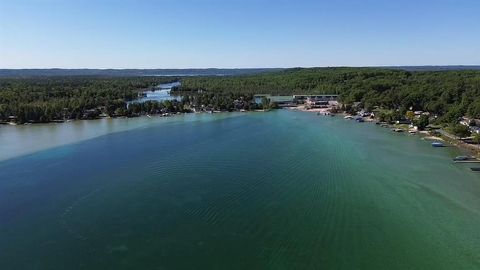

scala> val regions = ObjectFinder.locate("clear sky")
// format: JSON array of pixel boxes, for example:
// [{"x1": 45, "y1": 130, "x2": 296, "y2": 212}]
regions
[{"x1": 0, "y1": 0, "x2": 479, "y2": 68}]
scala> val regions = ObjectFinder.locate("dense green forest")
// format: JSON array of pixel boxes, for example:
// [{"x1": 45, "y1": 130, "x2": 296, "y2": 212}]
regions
[
  {"x1": 2, "y1": 68, "x2": 480, "y2": 124},
  {"x1": 177, "y1": 67, "x2": 480, "y2": 122},
  {"x1": 0, "y1": 77, "x2": 177, "y2": 123}
]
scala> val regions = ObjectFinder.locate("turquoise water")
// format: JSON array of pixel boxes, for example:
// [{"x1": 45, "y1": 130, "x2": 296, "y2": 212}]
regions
[{"x1": 1, "y1": 110, "x2": 480, "y2": 269}]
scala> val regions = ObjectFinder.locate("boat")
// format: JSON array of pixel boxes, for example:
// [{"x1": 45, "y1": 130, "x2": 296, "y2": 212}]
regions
[
  {"x1": 344, "y1": 115, "x2": 353, "y2": 119},
  {"x1": 470, "y1": 167, "x2": 480, "y2": 172},
  {"x1": 431, "y1": 141, "x2": 444, "y2": 147},
  {"x1": 453, "y1": 156, "x2": 471, "y2": 161},
  {"x1": 355, "y1": 117, "x2": 364, "y2": 122},
  {"x1": 392, "y1": 128, "x2": 403, "y2": 132}
]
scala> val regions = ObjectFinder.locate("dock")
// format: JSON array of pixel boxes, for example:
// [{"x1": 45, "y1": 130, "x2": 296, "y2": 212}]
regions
[{"x1": 454, "y1": 160, "x2": 480, "y2": 163}]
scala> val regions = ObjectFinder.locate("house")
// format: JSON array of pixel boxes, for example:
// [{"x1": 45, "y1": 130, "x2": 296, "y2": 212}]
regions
[
  {"x1": 293, "y1": 95, "x2": 339, "y2": 103},
  {"x1": 269, "y1": 96, "x2": 295, "y2": 107},
  {"x1": 461, "y1": 117, "x2": 480, "y2": 127},
  {"x1": 470, "y1": 126, "x2": 480, "y2": 134},
  {"x1": 82, "y1": 109, "x2": 100, "y2": 119},
  {"x1": 460, "y1": 117, "x2": 471, "y2": 126},
  {"x1": 358, "y1": 110, "x2": 371, "y2": 117},
  {"x1": 253, "y1": 95, "x2": 295, "y2": 107},
  {"x1": 396, "y1": 119, "x2": 411, "y2": 124},
  {"x1": 305, "y1": 97, "x2": 329, "y2": 108}
]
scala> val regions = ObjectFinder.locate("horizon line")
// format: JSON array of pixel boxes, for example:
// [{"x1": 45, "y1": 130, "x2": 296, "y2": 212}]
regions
[{"x1": 1, "y1": 65, "x2": 480, "y2": 70}]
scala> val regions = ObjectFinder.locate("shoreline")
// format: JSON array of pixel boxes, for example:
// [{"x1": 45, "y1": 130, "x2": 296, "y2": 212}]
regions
[
  {"x1": 0, "y1": 108, "x2": 269, "y2": 127},
  {"x1": 0, "y1": 111, "x2": 252, "y2": 162},
  {"x1": 3, "y1": 107, "x2": 480, "y2": 161},
  {"x1": 296, "y1": 107, "x2": 480, "y2": 159}
]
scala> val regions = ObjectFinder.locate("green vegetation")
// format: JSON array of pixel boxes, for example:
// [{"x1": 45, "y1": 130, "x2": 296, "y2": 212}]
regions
[
  {"x1": 473, "y1": 133, "x2": 480, "y2": 158},
  {"x1": 0, "y1": 77, "x2": 177, "y2": 123},
  {"x1": 178, "y1": 67, "x2": 480, "y2": 123},
  {"x1": 416, "y1": 114, "x2": 430, "y2": 130},
  {"x1": 449, "y1": 124, "x2": 471, "y2": 138},
  {"x1": 3, "y1": 67, "x2": 480, "y2": 125},
  {"x1": 180, "y1": 93, "x2": 261, "y2": 112}
]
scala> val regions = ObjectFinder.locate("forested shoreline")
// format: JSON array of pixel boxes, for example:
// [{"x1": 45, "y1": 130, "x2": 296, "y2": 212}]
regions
[
  {"x1": 178, "y1": 67, "x2": 480, "y2": 123},
  {"x1": 2, "y1": 67, "x2": 480, "y2": 125},
  {"x1": 0, "y1": 77, "x2": 179, "y2": 123}
]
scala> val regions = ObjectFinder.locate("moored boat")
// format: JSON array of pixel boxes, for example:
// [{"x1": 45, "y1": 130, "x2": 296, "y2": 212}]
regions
[
  {"x1": 453, "y1": 156, "x2": 471, "y2": 161},
  {"x1": 431, "y1": 141, "x2": 444, "y2": 147}
]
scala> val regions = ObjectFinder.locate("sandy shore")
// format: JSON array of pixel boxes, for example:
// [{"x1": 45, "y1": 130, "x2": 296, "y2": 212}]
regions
[
  {"x1": 423, "y1": 136, "x2": 445, "y2": 141},
  {"x1": 286, "y1": 105, "x2": 330, "y2": 113}
]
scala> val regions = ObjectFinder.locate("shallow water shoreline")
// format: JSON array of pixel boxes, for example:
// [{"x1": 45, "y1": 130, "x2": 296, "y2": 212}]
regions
[
  {"x1": 0, "y1": 111, "x2": 247, "y2": 162},
  {"x1": 1, "y1": 108, "x2": 476, "y2": 163}
]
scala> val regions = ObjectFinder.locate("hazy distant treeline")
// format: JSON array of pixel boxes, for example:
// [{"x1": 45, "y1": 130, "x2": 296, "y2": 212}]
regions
[{"x1": 0, "y1": 68, "x2": 282, "y2": 77}]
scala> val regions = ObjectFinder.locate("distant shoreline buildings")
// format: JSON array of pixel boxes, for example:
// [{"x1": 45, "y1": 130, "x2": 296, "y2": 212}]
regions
[{"x1": 254, "y1": 94, "x2": 339, "y2": 108}]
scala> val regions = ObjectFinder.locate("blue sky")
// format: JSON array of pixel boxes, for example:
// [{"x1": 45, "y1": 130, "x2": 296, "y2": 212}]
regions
[{"x1": 0, "y1": 0, "x2": 479, "y2": 68}]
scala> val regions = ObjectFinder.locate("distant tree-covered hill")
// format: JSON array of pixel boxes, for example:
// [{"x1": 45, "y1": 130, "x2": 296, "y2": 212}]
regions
[
  {"x1": 1, "y1": 66, "x2": 479, "y2": 77},
  {"x1": 386, "y1": 66, "x2": 480, "y2": 72},
  {"x1": 0, "y1": 68, "x2": 282, "y2": 77}
]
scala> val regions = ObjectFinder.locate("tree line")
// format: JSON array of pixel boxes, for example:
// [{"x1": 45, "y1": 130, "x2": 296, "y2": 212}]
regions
[
  {"x1": 3, "y1": 68, "x2": 480, "y2": 125},
  {"x1": 0, "y1": 76, "x2": 178, "y2": 123},
  {"x1": 178, "y1": 67, "x2": 480, "y2": 123}
]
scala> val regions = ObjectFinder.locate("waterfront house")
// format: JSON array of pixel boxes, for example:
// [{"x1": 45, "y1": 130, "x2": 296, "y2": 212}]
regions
[
  {"x1": 305, "y1": 97, "x2": 329, "y2": 108},
  {"x1": 396, "y1": 119, "x2": 411, "y2": 125},
  {"x1": 460, "y1": 117, "x2": 480, "y2": 127},
  {"x1": 293, "y1": 95, "x2": 339, "y2": 103},
  {"x1": 470, "y1": 126, "x2": 480, "y2": 134},
  {"x1": 358, "y1": 110, "x2": 372, "y2": 117},
  {"x1": 82, "y1": 109, "x2": 100, "y2": 119},
  {"x1": 254, "y1": 95, "x2": 296, "y2": 107},
  {"x1": 460, "y1": 117, "x2": 471, "y2": 126}
]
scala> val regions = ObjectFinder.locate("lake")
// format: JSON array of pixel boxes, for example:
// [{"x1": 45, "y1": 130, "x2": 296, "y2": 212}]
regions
[
  {"x1": 132, "y1": 81, "x2": 181, "y2": 103},
  {"x1": 1, "y1": 110, "x2": 480, "y2": 269}
]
